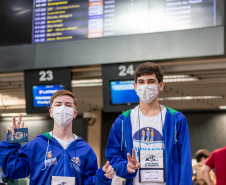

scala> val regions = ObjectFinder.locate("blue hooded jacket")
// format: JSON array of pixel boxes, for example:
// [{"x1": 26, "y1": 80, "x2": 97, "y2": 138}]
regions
[
  {"x1": 0, "y1": 132, "x2": 111, "y2": 185},
  {"x1": 105, "y1": 106, "x2": 192, "y2": 185}
]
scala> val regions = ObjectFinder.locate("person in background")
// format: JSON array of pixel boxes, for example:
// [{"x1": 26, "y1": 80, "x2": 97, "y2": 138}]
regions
[
  {"x1": 202, "y1": 146, "x2": 226, "y2": 185},
  {"x1": 105, "y1": 62, "x2": 192, "y2": 185},
  {"x1": 0, "y1": 89, "x2": 114, "y2": 185},
  {"x1": 192, "y1": 149, "x2": 216, "y2": 185}
]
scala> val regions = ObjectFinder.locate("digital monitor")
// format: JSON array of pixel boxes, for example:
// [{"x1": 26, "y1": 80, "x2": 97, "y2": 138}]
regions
[
  {"x1": 24, "y1": 68, "x2": 71, "y2": 114},
  {"x1": 32, "y1": 84, "x2": 64, "y2": 107},
  {"x1": 110, "y1": 80, "x2": 139, "y2": 105},
  {"x1": 31, "y1": 0, "x2": 218, "y2": 44}
]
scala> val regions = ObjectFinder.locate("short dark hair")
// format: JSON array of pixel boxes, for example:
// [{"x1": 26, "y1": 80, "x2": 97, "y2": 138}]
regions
[
  {"x1": 195, "y1": 149, "x2": 210, "y2": 162},
  {"x1": 134, "y1": 62, "x2": 164, "y2": 83},
  {"x1": 50, "y1": 89, "x2": 77, "y2": 108}
]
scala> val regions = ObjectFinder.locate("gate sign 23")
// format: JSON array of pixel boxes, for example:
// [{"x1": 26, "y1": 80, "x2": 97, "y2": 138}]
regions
[{"x1": 39, "y1": 70, "x2": 54, "y2": 82}]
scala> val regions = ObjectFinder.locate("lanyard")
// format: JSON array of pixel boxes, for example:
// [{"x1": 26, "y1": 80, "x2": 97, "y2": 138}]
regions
[{"x1": 51, "y1": 132, "x2": 77, "y2": 184}]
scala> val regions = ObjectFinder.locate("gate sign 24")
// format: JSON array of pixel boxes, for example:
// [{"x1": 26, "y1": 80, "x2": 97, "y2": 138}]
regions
[{"x1": 118, "y1": 64, "x2": 135, "y2": 77}]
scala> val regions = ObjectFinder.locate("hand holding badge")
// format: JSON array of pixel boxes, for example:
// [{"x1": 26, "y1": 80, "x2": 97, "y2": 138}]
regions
[{"x1": 7, "y1": 114, "x2": 28, "y2": 143}]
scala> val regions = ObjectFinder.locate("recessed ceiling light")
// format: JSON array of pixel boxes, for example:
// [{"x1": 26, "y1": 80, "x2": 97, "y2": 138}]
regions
[
  {"x1": 164, "y1": 75, "x2": 199, "y2": 83},
  {"x1": 71, "y1": 79, "x2": 102, "y2": 87},
  {"x1": 159, "y1": 95, "x2": 222, "y2": 101}
]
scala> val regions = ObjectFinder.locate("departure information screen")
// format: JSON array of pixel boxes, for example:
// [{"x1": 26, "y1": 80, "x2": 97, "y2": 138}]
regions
[
  {"x1": 110, "y1": 80, "x2": 139, "y2": 104},
  {"x1": 32, "y1": 0, "x2": 216, "y2": 43},
  {"x1": 32, "y1": 84, "x2": 64, "y2": 107}
]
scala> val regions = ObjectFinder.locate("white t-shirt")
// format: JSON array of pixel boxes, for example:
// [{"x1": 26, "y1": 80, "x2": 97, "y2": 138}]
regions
[
  {"x1": 131, "y1": 105, "x2": 166, "y2": 185},
  {"x1": 49, "y1": 131, "x2": 77, "y2": 150}
]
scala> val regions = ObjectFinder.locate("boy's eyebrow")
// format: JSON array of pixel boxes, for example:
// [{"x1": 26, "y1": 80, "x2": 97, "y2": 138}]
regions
[
  {"x1": 54, "y1": 101, "x2": 62, "y2": 104},
  {"x1": 54, "y1": 101, "x2": 73, "y2": 104},
  {"x1": 137, "y1": 78, "x2": 156, "y2": 81},
  {"x1": 65, "y1": 102, "x2": 73, "y2": 104}
]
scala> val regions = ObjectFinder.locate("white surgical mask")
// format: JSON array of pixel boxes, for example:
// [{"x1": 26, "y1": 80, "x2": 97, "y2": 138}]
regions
[
  {"x1": 52, "y1": 105, "x2": 75, "y2": 127},
  {"x1": 136, "y1": 84, "x2": 159, "y2": 104}
]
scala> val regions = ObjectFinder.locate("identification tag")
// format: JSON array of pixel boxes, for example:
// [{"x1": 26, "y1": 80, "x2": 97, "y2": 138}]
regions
[
  {"x1": 139, "y1": 150, "x2": 165, "y2": 182},
  {"x1": 51, "y1": 176, "x2": 76, "y2": 185},
  {"x1": 7, "y1": 128, "x2": 28, "y2": 143}
]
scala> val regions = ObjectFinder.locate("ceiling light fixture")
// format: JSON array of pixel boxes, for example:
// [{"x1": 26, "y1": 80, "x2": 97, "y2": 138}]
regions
[
  {"x1": 159, "y1": 95, "x2": 222, "y2": 101},
  {"x1": 71, "y1": 75, "x2": 199, "y2": 87},
  {"x1": 164, "y1": 75, "x2": 199, "y2": 83},
  {"x1": 219, "y1": 106, "x2": 226, "y2": 110},
  {"x1": 71, "y1": 79, "x2": 103, "y2": 87},
  {"x1": 0, "y1": 113, "x2": 27, "y2": 117}
]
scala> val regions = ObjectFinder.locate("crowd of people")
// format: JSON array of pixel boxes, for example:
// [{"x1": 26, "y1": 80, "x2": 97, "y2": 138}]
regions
[{"x1": 0, "y1": 62, "x2": 225, "y2": 185}]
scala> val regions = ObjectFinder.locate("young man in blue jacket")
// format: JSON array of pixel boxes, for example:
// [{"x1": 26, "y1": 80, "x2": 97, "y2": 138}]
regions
[
  {"x1": 105, "y1": 62, "x2": 192, "y2": 185},
  {"x1": 0, "y1": 90, "x2": 114, "y2": 185}
]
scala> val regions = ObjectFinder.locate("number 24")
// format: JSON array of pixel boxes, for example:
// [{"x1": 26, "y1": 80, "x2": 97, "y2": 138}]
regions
[{"x1": 118, "y1": 65, "x2": 134, "y2": 76}]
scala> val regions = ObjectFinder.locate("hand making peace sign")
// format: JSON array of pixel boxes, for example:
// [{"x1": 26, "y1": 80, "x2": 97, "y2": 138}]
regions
[
  {"x1": 7, "y1": 113, "x2": 25, "y2": 135},
  {"x1": 127, "y1": 148, "x2": 141, "y2": 173}
]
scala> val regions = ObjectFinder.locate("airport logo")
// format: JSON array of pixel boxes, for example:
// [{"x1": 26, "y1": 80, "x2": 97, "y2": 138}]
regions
[{"x1": 38, "y1": 89, "x2": 58, "y2": 95}]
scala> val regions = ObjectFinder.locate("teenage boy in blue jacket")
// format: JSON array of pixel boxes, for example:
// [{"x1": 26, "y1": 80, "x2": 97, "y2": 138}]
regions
[
  {"x1": 105, "y1": 62, "x2": 192, "y2": 185},
  {"x1": 0, "y1": 90, "x2": 114, "y2": 185}
]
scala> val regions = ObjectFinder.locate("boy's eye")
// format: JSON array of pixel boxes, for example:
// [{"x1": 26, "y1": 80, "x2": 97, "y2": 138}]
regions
[{"x1": 138, "y1": 81, "x2": 144, "y2": 84}]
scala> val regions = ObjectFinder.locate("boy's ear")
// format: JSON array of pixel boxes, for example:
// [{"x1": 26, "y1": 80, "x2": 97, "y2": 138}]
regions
[
  {"x1": 49, "y1": 109, "x2": 53, "y2": 118},
  {"x1": 134, "y1": 82, "x2": 137, "y2": 91},
  {"x1": 159, "y1": 81, "x2": 165, "y2": 91}
]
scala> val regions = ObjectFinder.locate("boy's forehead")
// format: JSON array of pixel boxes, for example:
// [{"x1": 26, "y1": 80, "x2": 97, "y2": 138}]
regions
[
  {"x1": 137, "y1": 74, "x2": 157, "y2": 80},
  {"x1": 53, "y1": 95, "x2": 74, "y2": 103}
]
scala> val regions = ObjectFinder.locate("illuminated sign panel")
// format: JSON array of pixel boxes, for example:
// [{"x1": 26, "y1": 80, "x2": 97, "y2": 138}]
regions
[
  {"x1": 24, "y1": 68, "x2": 71, "y2": 113},
  {"x1": 32, "y1": 84, "x2": 64, "y2": 107},
  {"x1": 110, "y1": 80, "x2": 139, "y2": 104},
  {"x1": 32, "y1": 0, "x2": 216, "y2": 43}
]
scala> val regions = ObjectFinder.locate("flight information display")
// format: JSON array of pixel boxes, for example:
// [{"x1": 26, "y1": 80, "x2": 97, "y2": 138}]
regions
[
  {"x1": 110, "y1": 80, "x2": 139, "y2": 104},
  {"x1": 32, "y1": 84, "x2": 64, "y2": 107},
  {"x1": 32, "y1": 0, "x2": 216, "y2": 43}
]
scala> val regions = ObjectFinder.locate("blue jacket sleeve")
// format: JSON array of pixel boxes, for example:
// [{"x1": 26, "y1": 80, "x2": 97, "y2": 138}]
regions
[
  {"x1": 82, "y1": 148, "x2": 111, "y2": 185},
  {"x1": 105, "y1": 117, "x2": 137, "y2": 179},
  {"x1": 0, "y1": 140, "x2": 30, "y2": 179},
  {"x1": 177, "y1": 116, "x2": 192, "y2": 185}
]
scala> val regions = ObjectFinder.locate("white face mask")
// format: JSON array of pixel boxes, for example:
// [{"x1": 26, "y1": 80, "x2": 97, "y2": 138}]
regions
[
  {"x1": 136, "y1": 84, "x2": 159, "y2": 104},
  {"x1": 52, "y1": 105, "x2": 75, "y2": 127}
]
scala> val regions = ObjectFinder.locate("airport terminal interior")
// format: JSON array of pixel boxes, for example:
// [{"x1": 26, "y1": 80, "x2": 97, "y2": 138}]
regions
[{"x1": 0, "y1": 0, "x2": 226, "y2": 184}]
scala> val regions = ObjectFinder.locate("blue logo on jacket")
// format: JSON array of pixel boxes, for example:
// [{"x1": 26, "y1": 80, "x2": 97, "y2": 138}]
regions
[{"x1": 71, "y1": 157, "x2": 81, "y2": 173}]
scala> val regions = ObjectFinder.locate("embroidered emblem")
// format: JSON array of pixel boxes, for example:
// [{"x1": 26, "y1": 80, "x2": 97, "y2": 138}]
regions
[
  {"x1": 45, "y1": 157, "x2": 57, "y2": 167},
  {"x1": 47, "y1": 151, "x2": 53, "y2": 158},
  {"x1": 71, "y1": 157, "x2": 81, "y2": 166},
  {"x1": 71, "y1": 157, "x2": 81, "y2": 173}
]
